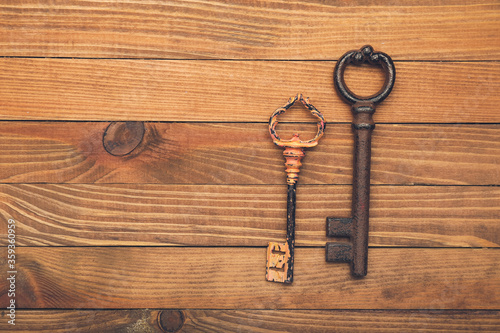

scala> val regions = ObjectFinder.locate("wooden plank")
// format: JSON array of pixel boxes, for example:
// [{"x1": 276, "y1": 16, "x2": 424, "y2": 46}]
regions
[
  {"x1": 2, "y1": 309, "x2": 499, "y2": 332},
  {"x1": 0, "y1": 122, "x2": 498, "y2": 185},
  {"x1": 0, "y1": 185, "x2": 498, "y2": 247},
  {"x1": 0, "y1": 247, "x2": 498, "y2": 309},
  {"x1": 0, "y1": 1, "x2": 498, "y2": 60},
  {"x1": 1, "y1": 59, "x2": 499, "y2": 123}
]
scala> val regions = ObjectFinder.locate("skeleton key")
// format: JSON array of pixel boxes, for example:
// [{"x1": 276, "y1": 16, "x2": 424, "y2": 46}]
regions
[
  {"x1": 266, "y1": 94, "x2": 325, "y2": 284},
  {"x1": 326, "y1": 45, "x2": 395, "y2": 277}
]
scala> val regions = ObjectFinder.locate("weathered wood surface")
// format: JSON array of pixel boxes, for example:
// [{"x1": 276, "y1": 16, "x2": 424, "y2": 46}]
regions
[
  {"x1": 0, "y1": 185, "x2": 497, "y2": 247},
  {"x1": 0, "y1": 1, "x2": 498, "y2": 60},
  {"x1": 1, "y1": 1, "x2": 498, "y2": 330},
  {"x1": 0, "y1": 122, "x2": 498, "y2": 185},
  {"x1": 2, "y1": 309, "x2": 499, "y2": 333},
  {"x1": 0, "y1": 247, "x2": 498, "y2": 309},
  {"x1": 1, "y1": 59, "x2": 499, "y2": 123}
]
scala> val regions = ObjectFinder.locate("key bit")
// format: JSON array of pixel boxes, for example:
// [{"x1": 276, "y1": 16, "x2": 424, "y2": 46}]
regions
[{"x1": 266, "y1": 94, "x2": 325, "y2": 284}]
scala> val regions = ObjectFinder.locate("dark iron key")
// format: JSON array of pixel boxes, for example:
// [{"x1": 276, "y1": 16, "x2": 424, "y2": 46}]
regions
[
  {"x1": 266, "y1": 94, "x2": 325, "y2": 284},
  {"x1": 326, "y1": 45, "x2": 396, "y2": 277}
]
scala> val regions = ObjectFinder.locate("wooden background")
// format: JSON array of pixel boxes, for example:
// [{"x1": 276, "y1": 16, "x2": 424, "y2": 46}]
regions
[{"x1": 0, "y1": 1, "x2": 499, "y2": 332}]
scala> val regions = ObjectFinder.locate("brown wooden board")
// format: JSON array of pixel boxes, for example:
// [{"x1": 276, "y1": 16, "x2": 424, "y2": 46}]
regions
[
  {"x1": 0, "y1": 247, "x2": 498, "y2": 309},
  {"x1": 0, "y1": 185, "x2": 497, "y2": 247},
  {"x1": 0, "y1": 1, "x2": 498, "y2": 330},
  {"x1": 1, "y1": 309, "x2": 499, "y2": 332},
  {"x1": 0, "y1": 1, "x2": 498, "y2": 60},
  {"x1": 0, "y1": 60, "x2": 499, "y2": 123},
  {"x1": 0, "y1": 122, "x2": 498, "y2": 185}
]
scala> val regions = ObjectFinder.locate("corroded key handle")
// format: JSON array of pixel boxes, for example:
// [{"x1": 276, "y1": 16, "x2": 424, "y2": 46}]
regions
[
  {"x1": 334, "y1": 45, "x2": 395, "y2": 106},
  {"x1": 269, "y1": 94, "x2": 325, "y2": 185}
]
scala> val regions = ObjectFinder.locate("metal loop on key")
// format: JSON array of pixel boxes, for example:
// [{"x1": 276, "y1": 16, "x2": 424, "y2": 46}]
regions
[
  {"x1": 269, "y1": 94, "x2": 325, "y2": 149},
  {"x1": 268, "y1": 94, "x2": 326, "y2": 186},
  {"x1": 333, "y1": 45, "x2": 396, "y2": 106}
]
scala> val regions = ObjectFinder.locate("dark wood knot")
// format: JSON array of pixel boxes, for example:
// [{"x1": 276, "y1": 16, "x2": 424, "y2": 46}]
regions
[
  {"x1": 103, "y1": 121, "x2": 145, "y2": 156},
  {"x1": 157, "y1": 310, "x2": 185, "y2": 333}
]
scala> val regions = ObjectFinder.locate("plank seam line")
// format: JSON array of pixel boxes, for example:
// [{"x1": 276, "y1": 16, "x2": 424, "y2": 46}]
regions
[
  {"x1": 11, "y1": 308, "x2": 500, "y2": 312},
  {"x1": 0, "y1": 120, "x2": 498, "y2": 126},
  {"x1": 1, "y1": 183, "x2": 498, "y2": 187},
  {"x1": 1, "y1": 56, "x2": 500, "y2": 63},
  {"x1": 6, "y1": 246, "x2": 499, "y2": 249}
]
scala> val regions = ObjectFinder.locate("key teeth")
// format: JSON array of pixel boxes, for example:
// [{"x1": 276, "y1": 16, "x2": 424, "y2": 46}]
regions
[
  {"x1": 326, "y1": 217, "x2": 353, "y2": 238},
  {"x1": 266, "y1": 242, "x2": 292, "y2": 283},
  {"x1": 325, "y1": 242, "x2": 353, "y2": 263}
]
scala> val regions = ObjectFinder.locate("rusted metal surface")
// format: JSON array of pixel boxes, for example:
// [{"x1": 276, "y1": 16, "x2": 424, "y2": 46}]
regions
[
  {"x1": 266, "y1": 94, "x2": 325, "y2": 284},
  {"x1": 326, "y1": 217, "x2": 353, "y2": 238},
  {"x1": 326, "y1": 45, "x2": 395, "y2": 277}
]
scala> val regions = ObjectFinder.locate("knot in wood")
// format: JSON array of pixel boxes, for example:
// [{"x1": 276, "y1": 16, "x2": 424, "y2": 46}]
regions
[
  {"x1": 157, "y1": 310, "x2": 185, "y2": 333},
  {"x1": 103, "y1": 121, "x2": 145, "y2": 156}
]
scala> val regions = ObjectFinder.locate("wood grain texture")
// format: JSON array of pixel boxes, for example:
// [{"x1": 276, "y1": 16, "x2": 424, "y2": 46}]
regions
[
  {"x1": 0, "y1": 122, "x2": 498, "y2": 185},
  {"x1": 2, "y1": 309, "x2": 499, "y2": 332},
  {"x1": 0, "y1": 247, "x2": 498, "y2": 309},
  {"x1": 0, "y1": 184, "x2": 498, "y2": 247},
  {"x1": 0, "y1": 1, "x2": 498, "y2": 60},
  {"x1": 1, "y1": 59, "x2": 499, "y2": 123},
  {"x1": 0, "y1": 0, "x2": 498, "y2": 331}
]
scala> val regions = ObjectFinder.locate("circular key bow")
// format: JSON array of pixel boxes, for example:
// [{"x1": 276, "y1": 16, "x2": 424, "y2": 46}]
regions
[
  {"x1": 269, "y1": 94, "x2": 325, "y2": 184},
  {"x1": 334, "y1": 45, "x2": 395, "y2": 106}
]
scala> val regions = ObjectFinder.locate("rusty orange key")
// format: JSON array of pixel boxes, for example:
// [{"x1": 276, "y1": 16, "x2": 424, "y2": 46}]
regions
[{"x1": 266, "y1": 94, "x2": 325, "y2": 283}]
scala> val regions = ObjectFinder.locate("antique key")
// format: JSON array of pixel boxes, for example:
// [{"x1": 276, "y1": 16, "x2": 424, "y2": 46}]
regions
[
  {"x1": 266, "y1": 94, "x2": 325, "y2": 283},
  {"x1": 326, "y1": 45, "x2": 395, "y2": 277}
]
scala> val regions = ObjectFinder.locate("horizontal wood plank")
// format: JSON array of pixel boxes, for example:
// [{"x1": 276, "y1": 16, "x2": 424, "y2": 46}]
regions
[
  {"x1": 0, "y1": 122, "x2": 498, "y2": 185},
  {"x1": 0, "y1": 247, "x2": 498, "y2": 309},
  {"x1": 0, "y1": 1, "x2": 498, "y2": 60},
  {"x1": 0, "y1": 185, "x2": 498, "y2": 247},
  {"x1": 1, "y1": 59, "x2": 499, "y2": 123},
  {"x1": 2, "y1": 309, "x2": 499, "y2": 332}
]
